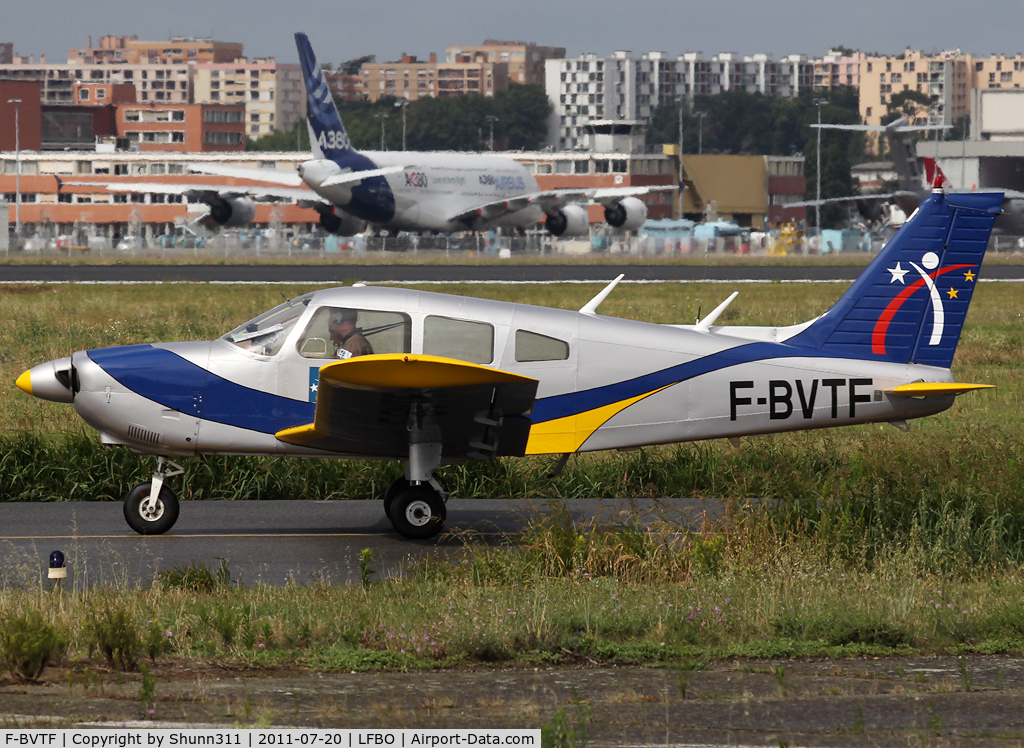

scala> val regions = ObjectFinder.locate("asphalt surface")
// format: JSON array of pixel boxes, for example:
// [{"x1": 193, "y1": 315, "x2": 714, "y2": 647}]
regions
[
  {"x1": 2, "y1": 262, "x2": 1023, "y2": 284},
  {"x1": 0, "y1": 498, "x2": 720, "y2": 587}
]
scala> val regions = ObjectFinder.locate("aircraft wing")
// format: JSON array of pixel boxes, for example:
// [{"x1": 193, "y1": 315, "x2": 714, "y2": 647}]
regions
[
  {"x1": 186, "y1": 162, "x2": 305, "y2": 186},
  {"x1": 448, "y1": 185, "x2": 676, "y2": 224},
  {"x1": 319, "y1": 165, "x2": 407, "y2": 187},
  {"x1": 275, "y1": 354, "x2": 538, "y2": 460},
  {"x1": 61, "y1": 181, "x2": 327, "y2": 203},
  {"x1": 786, "y1": 193, "x2": 894, "y2": 208}
]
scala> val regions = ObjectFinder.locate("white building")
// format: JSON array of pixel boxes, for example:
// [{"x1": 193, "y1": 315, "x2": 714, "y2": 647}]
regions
[
  {"x1": 193, "y1": 58, "x2": 305, "y2": 137},
  {"x1": 545, "y1": 51, "x2": 814, "y2": 150}
]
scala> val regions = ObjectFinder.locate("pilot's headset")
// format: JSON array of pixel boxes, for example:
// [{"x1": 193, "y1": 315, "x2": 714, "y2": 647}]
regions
[{"x1": 332, "y1": 308, "x2": 358, "y2": 327}]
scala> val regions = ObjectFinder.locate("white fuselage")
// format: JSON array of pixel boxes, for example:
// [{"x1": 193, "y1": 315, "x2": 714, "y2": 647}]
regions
[{"x1": 299, "y1": 151, "x2": 545, "y2": 232}]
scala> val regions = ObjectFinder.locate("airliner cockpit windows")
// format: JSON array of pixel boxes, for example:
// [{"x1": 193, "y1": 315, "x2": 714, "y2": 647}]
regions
[
  {"x1": 423, "y1": 316, "x2": 494, "y2": 365},
  {"x1": 297, "y1": 307, "x2": 411, "y2": 360},
  {"x1": 223, "y1": 292, "x2": 314, "y2": 356},
  {"x1": 515, "y1": 330, "x2": 570, "y2": 362}
]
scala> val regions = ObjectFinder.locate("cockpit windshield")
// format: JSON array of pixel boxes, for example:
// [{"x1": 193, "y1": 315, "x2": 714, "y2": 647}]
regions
[{"x1": 223, "y1": 292, "x2": 315, "y2": 356}]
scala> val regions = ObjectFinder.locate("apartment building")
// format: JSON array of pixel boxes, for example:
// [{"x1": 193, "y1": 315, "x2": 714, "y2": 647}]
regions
[
  {"x1": 0, "y1": 43, "x2": 12, "y2": 65},
  {"x1": 445, "y1": 41, "x2": 565, "y2": 84},
  {"x1": 361, "y1": 54, "x2": 508, "y2": 102},
  {"x1": 811, "y1": 51, "x2": 866, "y2": 89},
  {"x1": 193, "y1": 59, "x2": 305, "y2": 137},
  {"x1": 858, "y1": 50, "x2": 971, "y2": 131},
  {"x1": 0, "y1": 60, "x2": 193, "y2": 104},
  {"x1": 545, "y1": 51, "x2": 813, "y2": 150},
  {"x1": 324, "y1": 71, "x2": 365, "y2": 101},
  {"x1": 118, "y1": 103, "x2": 246, "y2": 152},
  {"x1": 971, "y1": 54, "x2": 1024, "y2": 91},
  {"x1": 67, "y1": 36, "x2": 243, "y2": 66}
]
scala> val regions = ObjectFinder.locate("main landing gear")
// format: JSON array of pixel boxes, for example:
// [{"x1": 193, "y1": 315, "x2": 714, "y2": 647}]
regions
[
  {"x1": 123, "y1": 457, "x2": 183, "y2": 535},
  {"x1": 384, "y1": 441, "x2": 449, "y2": 540}
]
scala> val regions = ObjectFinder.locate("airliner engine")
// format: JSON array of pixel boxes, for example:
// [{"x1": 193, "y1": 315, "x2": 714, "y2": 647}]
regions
[
  {"x1": 206, "y1": 196, "x2": 257, "y2": 227},
  {"x1": 545, "y1": 205, "x2": 590, "y2": 237},
  {"x1": 604, "y1": 196, "x2": 647, "y2": 231},
  {"x1": 317, "y1": 206, "x2": 367, "y2": 236}
]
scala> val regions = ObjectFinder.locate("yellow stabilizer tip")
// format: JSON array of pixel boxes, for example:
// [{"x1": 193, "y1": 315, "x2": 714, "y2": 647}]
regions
[
  {"x1": 886, "y1": 382, "x2": 995, "y2": 396},
  {"x1": 15, "y1": 370, "x2": 32, "y2": 396}
]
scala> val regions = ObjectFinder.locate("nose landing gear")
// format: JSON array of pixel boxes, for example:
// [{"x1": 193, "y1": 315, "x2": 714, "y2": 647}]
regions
[{"x1": 123, "y1": 457, "x2": 183, "y2": 535}]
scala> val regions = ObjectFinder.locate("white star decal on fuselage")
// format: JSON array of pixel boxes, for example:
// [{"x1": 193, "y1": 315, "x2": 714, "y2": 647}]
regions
[{"x1": 888, "y1": 262, "x2": 909, "y2": 284}]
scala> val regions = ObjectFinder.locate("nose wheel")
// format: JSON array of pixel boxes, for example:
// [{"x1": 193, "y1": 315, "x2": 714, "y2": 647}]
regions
[{"x1": 123, "y1": 457, "x2": 183, "y2": 535}]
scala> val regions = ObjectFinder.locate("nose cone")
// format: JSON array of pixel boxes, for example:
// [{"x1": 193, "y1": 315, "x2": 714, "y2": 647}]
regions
[{"x1": 17, "y1": 357, "x2": 75, "y2": 403}]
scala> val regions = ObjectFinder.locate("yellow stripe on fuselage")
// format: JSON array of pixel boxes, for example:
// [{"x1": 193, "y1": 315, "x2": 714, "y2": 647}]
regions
[{"x1": 525, "y1": 386, "x2": 669, "y2": 455}]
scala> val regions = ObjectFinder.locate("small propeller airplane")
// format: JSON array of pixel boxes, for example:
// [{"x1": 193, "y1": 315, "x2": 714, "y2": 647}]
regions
[{"x1": 16, "y1": 187, "x2": 1001, "y2": 539}]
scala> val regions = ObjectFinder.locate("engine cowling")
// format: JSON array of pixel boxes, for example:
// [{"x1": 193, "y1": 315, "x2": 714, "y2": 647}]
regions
[
  {"x1": 545, "y1": 204, "x2": 590, "y2": 237},
  {"x1": 604, "y1": 196, "x2": 647, "y2": 231},
  {"x1": 318, "y1": 207, "x2": 367, "y2": 237},
  {"x1": 207, "y1": 196, "x2": 256, "y2": 227}
]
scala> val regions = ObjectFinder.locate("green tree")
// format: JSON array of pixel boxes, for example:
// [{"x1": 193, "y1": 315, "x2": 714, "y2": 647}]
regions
[
  {"x1": 246, "y1": 121, "x2": 310, "y2": 152},
  {"x1": 883, "y1": 89, "x2": 932, "y2": 125}
]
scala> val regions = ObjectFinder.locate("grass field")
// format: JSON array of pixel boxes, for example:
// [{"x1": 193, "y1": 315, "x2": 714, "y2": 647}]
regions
[{"x1": 1, "y1": 280, "x2": 1023, "y2": 680}]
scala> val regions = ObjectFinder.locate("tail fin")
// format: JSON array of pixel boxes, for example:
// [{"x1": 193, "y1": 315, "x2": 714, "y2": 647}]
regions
[
  {"x1": 789, "y1": 190, "x2": 1002, "y2": 368},
  {"x1": 921, "y1": 157, "x2": 952, "y2": 189},
  {"x1": 295, "y1": 32, "x2": 356, "y2": 162},
  {"x1": 886, "y1": 127, "x2": 925, "y2": 191}
]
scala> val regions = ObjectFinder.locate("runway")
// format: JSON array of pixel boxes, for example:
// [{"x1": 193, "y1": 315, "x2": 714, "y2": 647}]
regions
[
  {"x1": 0, "y1": 498, "x2": 721, "y2": 587},
  {"x1": 2, "y1": 262, "x2": 1023, "y2": 284}
]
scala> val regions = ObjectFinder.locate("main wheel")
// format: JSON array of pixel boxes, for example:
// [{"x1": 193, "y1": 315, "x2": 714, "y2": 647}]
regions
[
  {"x1": 382, "y1": 477, "x2": 411, "y2": 518},
  {"x1": 123, "y1": 481, "x2": 180, "y2": 535},
  {"x1": 388, "y1": 484, "x2": 446, "y2": 540}
]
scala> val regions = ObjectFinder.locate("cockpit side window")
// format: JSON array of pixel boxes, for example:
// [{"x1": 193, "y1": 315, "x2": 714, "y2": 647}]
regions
[
  {"x1": 223, "y1": 293, "x2": 314, "y2": 356},
  {"x1": 297, "y1": 307, "x2": 411, "y2": 360},
  {"x1": 515, "y1": 330, "x2": 570, "y2": 362},
  {"x1": 423, "y1": 315, "x2": 494, "y2": 365}
]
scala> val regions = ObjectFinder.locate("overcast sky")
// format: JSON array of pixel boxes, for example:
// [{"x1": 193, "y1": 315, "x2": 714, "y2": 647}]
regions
[{"x1": 7, "y1": 0, "x2": 1024, "y2": 65}]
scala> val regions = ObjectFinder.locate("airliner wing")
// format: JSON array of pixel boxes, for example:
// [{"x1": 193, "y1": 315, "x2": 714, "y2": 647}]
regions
[
  {"x1": 61, "y1": 181, "x2": 326, "y2": 203},
  {"x1": 275, "y1": 354, "x2": 538, "y2": 460},
  {"x1": 448, "y1": 185, "x2": 676, "y2": 224},
  {"x1": 319, "y1": 165, "x2": 407, "y2": 187},
  {"x1": 787, "y1": 193, "x2": 894, "y2": 208},
  {"x1": 186, "y1": 162, "x2": 305, "y2": 186}
]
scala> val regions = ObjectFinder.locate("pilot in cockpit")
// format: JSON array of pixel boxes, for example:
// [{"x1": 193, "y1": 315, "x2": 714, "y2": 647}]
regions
[{"x1": 329, "y1": 308, "x2": 374, "y2": 359}]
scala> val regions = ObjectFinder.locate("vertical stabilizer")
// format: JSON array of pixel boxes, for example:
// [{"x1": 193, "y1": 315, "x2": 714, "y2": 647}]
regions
[
  {"x1": 295, "y1": 32, "x2": 356, "y2": 162},
  {"x1": 789, "y1": 190, "x2": 1002, "y2": 368}
]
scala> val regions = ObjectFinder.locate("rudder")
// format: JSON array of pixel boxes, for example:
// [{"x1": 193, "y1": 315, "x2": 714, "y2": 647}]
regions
[{"x1": 789, "y1": 190, "x2": 1002, "y2": 368}]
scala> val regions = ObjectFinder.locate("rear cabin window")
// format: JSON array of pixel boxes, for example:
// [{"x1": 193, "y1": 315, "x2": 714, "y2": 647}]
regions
[
  {"x1": 297, "y1": 307, "x2": 411, "y2": 359},
  {"x1": 515, "y1": 330, "x2": 570, "y2": 362},
  {"x1": 423, "y1": 316, "x2": 494, "y2": 364}
]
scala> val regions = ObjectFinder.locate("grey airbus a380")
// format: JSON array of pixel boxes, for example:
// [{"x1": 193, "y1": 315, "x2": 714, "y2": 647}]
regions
[{"x1": 70, "y1": 32, "x2": 672, "y2": 238}]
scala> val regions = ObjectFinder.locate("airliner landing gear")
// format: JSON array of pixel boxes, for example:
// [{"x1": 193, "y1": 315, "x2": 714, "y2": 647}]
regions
[
  {"x1": 386, "y1": 442, "x2": 448, "y2": 539},
  {"x1": 123, "y1": 457, "x2": 183, "y2": 535}
]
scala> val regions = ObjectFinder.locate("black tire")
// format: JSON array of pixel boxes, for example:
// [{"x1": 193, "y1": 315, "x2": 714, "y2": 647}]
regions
[
  {"x1": 383, "y1": 477, "x2": 411, "y2": 518},
  {"x1": 123, "y1": 481, "x2": 180, "y2": 535},
  {"x1": 388, "y1": 484, "x2": 446, "y2": 540}
]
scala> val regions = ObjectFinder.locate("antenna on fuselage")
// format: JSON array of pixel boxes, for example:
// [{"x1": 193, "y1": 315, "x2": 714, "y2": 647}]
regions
[
  {"x1": 694, "y1": 291, "x2": 739, "y2": 332},
  {"x1": 579, "y1": 274, "x2": 625, "y2": 315}
]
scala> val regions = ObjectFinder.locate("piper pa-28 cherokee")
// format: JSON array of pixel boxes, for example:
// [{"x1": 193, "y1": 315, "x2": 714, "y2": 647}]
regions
[
  {"x1": 70, "y1": 32, "x2": 674, "y2": 238},
  {"x1": 17, "y1": 187, "x2": 1000, "y2": 539}
]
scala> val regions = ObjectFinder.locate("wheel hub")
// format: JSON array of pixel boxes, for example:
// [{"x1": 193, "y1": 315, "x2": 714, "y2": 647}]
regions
[
  {"x1": 403, "y1": 498, "x2": 433, "y2": 527},
  {"x1": 139, "y1": 495, "x2": 165, "y2": 522}
]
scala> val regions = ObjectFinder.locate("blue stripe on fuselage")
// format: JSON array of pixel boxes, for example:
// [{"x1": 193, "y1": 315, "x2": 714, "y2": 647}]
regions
[
  {"x1": 89, "y1": 340, "x2": 872, "y2": 439},
  {"x1": 88, "y1": 345, "x2": 314, "y2": 435},
  {"x1": 528, "y1": 341, "x2": 865, "y2": 424}
]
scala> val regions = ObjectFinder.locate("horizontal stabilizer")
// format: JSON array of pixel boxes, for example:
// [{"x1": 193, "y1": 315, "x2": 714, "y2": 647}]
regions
[{"x1": 885, "y1": 382, "x2": 994, "y2": 396}]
